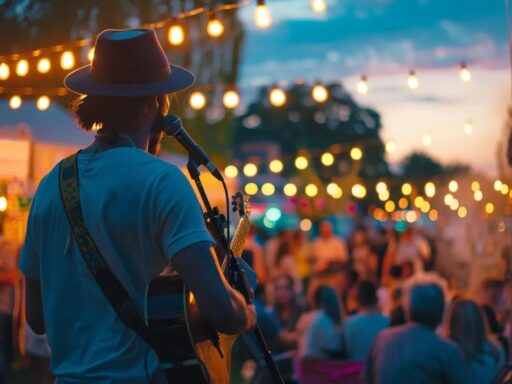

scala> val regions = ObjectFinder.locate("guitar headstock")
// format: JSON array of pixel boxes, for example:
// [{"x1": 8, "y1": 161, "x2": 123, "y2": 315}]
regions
[{"x1": 231, "y1": 191, "x2": 251, "y2": 219}]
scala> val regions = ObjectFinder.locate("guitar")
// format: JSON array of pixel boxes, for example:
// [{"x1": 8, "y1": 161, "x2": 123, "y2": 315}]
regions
[{"x1": 144, "y1": 192, "x2": 252, "y2": 383}]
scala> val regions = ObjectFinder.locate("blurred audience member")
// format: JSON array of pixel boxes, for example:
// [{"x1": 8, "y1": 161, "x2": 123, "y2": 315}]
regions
[
  {"x1": 264, "y1": 229, "x2": 293, "y2": 277},
  {"x1": 444, "y1": 298, "x2": 504, "y2": 384},
  {"x1": 343, "y1": 281, "x2": 389, "y2": 360},
  {"x1": 274, "y1": 242, "x2": 301, "y2": 293},
  {"x1": 365, "y1": 275, "x2": 467, "y2": 384},
  {"x1": 311, "y1": 221, "x2": 348, "y2": 272},
  {"x1": 243, "y1": 227, "x2": 267, "y2": 286},
  {"x1": 296, "y1": 285, "x2": 342, "y2": 360},
  {"x1": 371, "y1": 228, "x2": 391, "y2": 283},
  {"x1": 293, "y1": 230, "x2": 312, "y2": 289},
  {"x1": 338, "y1": 267, "x2": 359, "y2": 315},
  {"x1": 478, "y1": 277, "x2": 508, "y2": 356},
  {"x1": 384, "y1": 227, "x2": 431, "y2": 277},
  {"x1": 389, "y1": 287, "x2": 406, "y2": 327},
  {"x1": 349, "y1": 227, "x2": 374, "y2": 281}
]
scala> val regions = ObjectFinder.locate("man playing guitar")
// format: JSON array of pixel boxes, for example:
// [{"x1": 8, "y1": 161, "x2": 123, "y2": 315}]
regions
[{"x1": 20, "y1": 28, "x2": 256, "y2": 383}]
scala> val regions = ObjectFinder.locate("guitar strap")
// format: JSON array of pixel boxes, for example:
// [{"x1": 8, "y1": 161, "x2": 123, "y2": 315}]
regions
[{"x1": 59, "y1": 152, "x2": 154, "y2": 348}]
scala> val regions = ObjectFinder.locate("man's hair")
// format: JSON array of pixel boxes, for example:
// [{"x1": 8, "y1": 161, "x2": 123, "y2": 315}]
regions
[
  {"x1": 71, "y1": 94, "x2": 170, "y2": 132},
  {"x1": 356, "y1": 280, "x2": 378, "y2": 308},
  {"x1": 403, "y1": 274, "x2": 447, "y2": 328}
]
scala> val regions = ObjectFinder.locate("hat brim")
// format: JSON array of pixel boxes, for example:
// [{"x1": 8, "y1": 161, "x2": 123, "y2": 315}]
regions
[{"x1": 64, "y1": 64, "x2": 195, "y2": 96}]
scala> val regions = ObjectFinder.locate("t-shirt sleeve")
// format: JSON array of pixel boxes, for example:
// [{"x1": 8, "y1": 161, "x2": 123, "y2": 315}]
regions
[
  {"x1": 19, "y1": 193, "x2": 41, "y2": 280},
  {"x1": 154, "y1": 166, "x2": 214, "y2": 262}
]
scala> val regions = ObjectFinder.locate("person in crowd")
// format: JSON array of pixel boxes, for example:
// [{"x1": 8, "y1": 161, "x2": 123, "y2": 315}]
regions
[
  {"x1": 444, "y1": 298, "x2": 504, "y2": 384},
  {"x1": 269, "y1": 275, "x2": 304, "y2": 351},
  {"x1": 274, "y1": 242, "x2": 301, "y2": 293},
  {"x1": 365, "y1": 275, "x2": 467, "y2": 384},
  {"x1": 264, "y1": 229, "x2": 293, "y2": 276},
  {"x1": 389, "y1": 287, "x2": 406, "y2": 327},
  {"x1": 478, "y1": 277, "x2": 508, "y2": 356},
  {"x1": 0, "y1": 233, "x2": 18, "y2": 383},
  {"x1": 338, "y1": 267, "x2": 359, "y2": 315},
  {"x1": 377, "y1": 264, "x2": 404, "y2": 316},
  {"x1": 343, "y1": 280, "x2": 389, "y2": 360},
  {"x1": 349, "y1": 227, "x2": 374, "y2": 281},
  {"x1": 292, "y1": 230, "x2": 312, "y2": 290},
  {"x1": 242, "y1": 226, "x2": 267, "y2": 286},
  {"x1": 296, "y1": 285, "x2": 342, "y2": 360},
  {"x1": 311, "y1": 221, "x2": 348, "y2": 272},
  {"x1": 371, "y1": 228, "x2": 392, "y2": 283}
]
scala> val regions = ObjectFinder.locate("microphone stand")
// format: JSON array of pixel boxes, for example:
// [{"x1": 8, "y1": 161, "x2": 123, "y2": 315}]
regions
[{"x1": 186, "y1": 159, "x2": 285, "y2": 384}]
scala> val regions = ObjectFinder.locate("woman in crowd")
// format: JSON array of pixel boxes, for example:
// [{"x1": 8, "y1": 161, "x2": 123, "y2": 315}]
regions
[
  {"x1": 296, "y1": 285, "x2": 343, "y2": 360},
  {"x1": 274, "y1": 241, "x2": 302, "y2": 293},
  {"x1": 444, "y1": 298, "x2": 504, "y2": 383},
  {"x1": 349, "y1": 227, "x2": 374, "y2": 281}
]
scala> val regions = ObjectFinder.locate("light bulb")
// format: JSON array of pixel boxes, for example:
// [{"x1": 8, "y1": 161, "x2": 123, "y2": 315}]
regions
[
  {"x1": 222, "y1": 90, "x2": 240, "y2": 109},
  {"x1": 283, "y1": 183, "x2": 297, "y2": 197},
  {"x1": 407, "y1": 70, "x2": 419, "y2": 89},
  {"x1": 269, "y1": 87, "x2": 286, "y2": 107},
  {"x1": 269, "y1": 159, "x2": 284, "y2": 173},
  {"x1": 207, "y1": 13, "x2": 224, "y2": 38},
  {"x1": 464, "y1": 120, "x2": 473, "y2": 135},
  {"x1": 189, "y1": 91, "x2": 206, "y2": 110},
  {"x1": 356, "y1": 75, "x2": 368, "y2": 94},
  {"x1": 37, "y1": 58, "x2": 51, "y2": 74},
  {"x1": 321, "y1": 152, "x2": 334, "y2": 166},
  {"x1": 351, "y1": 183, "x2": 367, "y2": 199},
  {"x1": 305, "y1": 184, "x2": 318, "y2": 197},
  {"x1": 224, "y1": 165, "x2": 238, "y2": 178},
  {"x1": 312, "y1": 83, "x2": 328, "y2": 103},
  {"x1": 385, "y1": 141, "x2": 397, "y2": 153},
  {"x1": 350, "y1": 147, "x2": 363, "y2": 160},
  {"x1": 243, "y1": 163, "x2": 258, "y2": 177},
  {"x1": 9, "y1": 95, "x2": 22, "y2": 110},
  {"x1": 0, "y1": 63, "x2": 10, "y2": 80},
  {"x1": 295, "y1": 156, "x2": 308, "y2": 170},
  {"x1": 36, "y1": 95, "x2": 50, "y2": 111},
  {"x1": 311, "y1": 0, "x2": 327, "y2": 13},
  {"x1": 254, "y1": 0, "x2": 272, "y2": 29},
  {"x1": 422, "y1": 134, "x2": 432, "y2": 146},
  {"x1": 60, "y1": 51, "x2": 75, "y2": 70},
  {"x1": 168, "y1": 24, "x2": 185, "y2": 46},
  {"x1": 16, "y1": 60, "x2": 29, "y2": 77},
  {"x1": 460, "y1": 62, "x2": 471, "y2": 82}
]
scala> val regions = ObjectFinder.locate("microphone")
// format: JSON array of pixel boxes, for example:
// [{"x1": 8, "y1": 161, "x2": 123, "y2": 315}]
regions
[{"x1": 162, "y1": 114, "x2": 223, "y2": 181}]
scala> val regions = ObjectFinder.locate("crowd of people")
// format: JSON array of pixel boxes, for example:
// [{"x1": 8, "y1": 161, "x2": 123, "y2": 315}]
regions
[{"x1": 232, "y1": 220, "x2": 510, "y2": 384}]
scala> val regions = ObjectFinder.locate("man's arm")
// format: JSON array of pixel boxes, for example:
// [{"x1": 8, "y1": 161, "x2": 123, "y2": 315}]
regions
[
  {"x1": 25, "y1": 277, "x2": 45, "y2": 335},
  {"x1": 172, "y1": 241, "x2": 256, "y2": 335}
]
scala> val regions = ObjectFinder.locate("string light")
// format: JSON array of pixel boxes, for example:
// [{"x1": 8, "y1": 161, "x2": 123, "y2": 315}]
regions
[
  {"x1": 312, "y1": 83, "x2": 329, "y2": 103},
  {"x1": 378, "y1": 190, "x2": 390, "y2": 201},
  {"x1": 448, "y1": 180, "x2": 458, "y2": 193},
  {"x1": 471, "y1": 181, "x2": 480, "y2": 192},
  {"x1": 421, "y1": 134, "x2": 432, "y2": 147},
  {"x1": 168, "y1": 23, "x2": 185, "y2": 46},
  {"x1": 414, "y1": 196, "x2": 424, "y2": 208},
  {"x1": 16, "y1": 59, "x2": 29, "y2": 76},
  {"x1": 459, "y1": 62, "x2": 471, "y2": 82},
  {"x1": 474, "y1": 190, "x2": 483, "y2": 201},
  {"x1": 224, "y1": 165, "x2": 238, "y2": 178},
  {"x1": 305, "y1": 184, "x2": 319, "y2": 197},
  {"x1": 0, "y1": 63, "x2": 9, "y2": 80},
  {"x1": 8, "y1": 95, "x2": 21, "y2": 109},
  {"x1": 429, "y1": 209, "x2": 438, "y2": 221},
  {"x1": 398, "y1": 197, "x2": 408, "y2": 209},
  {"x1": 0, "y1": 196, "x2": 6, "y2": 212},
  {"x1": 189, "y1": 91, "x2": 206, "y2": 110},
  {"x1": 384, "y1": 201, "x2": 395, "y2": 213},
  {"x1": 420, "y1": 201, "x2": 430, "y2": 213},
  {"x1": 407, "y1": 70, "x2": 419, "y2": 90},
  {"x1": 449, "y1": 198, "x2": 459, "y2": 210},
  {"x1": 283, "y1": 183, "x2": 297, "y2": 197},
  {"x1": 300, "y1": 218, "x2": 312, "y2": 231},
  {"x1": 331, "y1": 186, "x2": 343, "y2": 199},
  {"x1": 350, "y1": 147, "x2": 363, "y2": 161},
  {"x1": 494, "y1": 180, "x2": 503, "y2": 192},
  {"x1": 424, "y1": 181, "x2": 436, "y2": 197},
  {"x1": 311, "y1": 0, "x2": 327, "y2": 13},
  {"x1": 351, "y1": 183, "x2": 367, "y2": 199},
  {"x1": 321, "y1": 152, "x2": 335, "y2": 166},
  {"x1": 485, "y1": 202, "x2": 494, "y2": 214},
  {"x1": 376, "y1": 181, "x2": 388, "y2": 195},
  {"x1": 269, "y1": 159, "x2": 284, "y2": 173},
  {"x1": 207, "y1": 12, "x2": 224, "y2": 38},
  {"x1": 501, "y1": 184, "x2": 510, "y2": 195},
  {"x1": 295, "y1": 156, "x2": 309, "y2": 170},
  {"x1": 243, "y1": 163, "x2": 258, "y2": 177},
  {"x1": 269, "y1": 87, "x2": 286, "y2": 107},
  {"x1": 254, "y1": 0, "x2": 272, "y2": 29},
  {"x1": 37, "y1": 58, "x2": 51, "y2": 74},
  {"x1": 87, "y1": 47, "x2": 95, "y2": 62},
  {"x1": 464, "y1": 120, "x2": 473, "y2": 135},
  {"x1": 385, "y1": 141, "x2": 397, "y2": 154},
  {"x1": 356, "y1": 75, "x2": 368, "y2": 95},
  {"x1": 401, "y1": 183, "x2": 412, "y2": 196},
  {"x1": 444, "y1": 193, "x2": 453, "y2": 205},
  {"x1": 406, "y1": 211, "x2": 418, "y2": 223},
  {"x1": 244, "y1": 182, "x2": 258, "y2": 196},
  {"x1": 60, "y1": 51, "x2": 75, "y2": 70},
  {"x1": 36, "y1": 95, "x2": 50, "y2": 111},
  {"x1": 261, "y1": 183, "x2": 275, "y2": 196},
  {"x1": 326, "y1": 182, "x2": 339, "y2": 196},
  {"x1": 222, "y1": 90, "x2": 240, "y2": 109}
]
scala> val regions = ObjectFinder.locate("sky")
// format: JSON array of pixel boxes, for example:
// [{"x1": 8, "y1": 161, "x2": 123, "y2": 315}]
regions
[{"x1": 238, "y1": 0, "x2": 511, "y2": 175}]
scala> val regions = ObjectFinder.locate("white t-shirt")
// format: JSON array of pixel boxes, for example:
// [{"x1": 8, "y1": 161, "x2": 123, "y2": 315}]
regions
[
  {"x1": 312, "y1": 236, "x2": 348, "y2": 268},
  {"x1": 20, "y1": 147, "x2": 213, "y2": 383}
]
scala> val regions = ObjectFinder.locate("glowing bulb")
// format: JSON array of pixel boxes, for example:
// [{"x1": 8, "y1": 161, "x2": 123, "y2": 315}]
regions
[
  {"x1": 243, "y1": 163, "x2": 258, "y2": 177},
  {"x1": 448, "y1": 180, "x2": 458, "y2": 193},
  {"x1": 352, "y1": 183, "x2": 367, "y2": 199},
  {"x1": 87, "y1": 47, "x2": 95, "y2": 62},
  {"x1": 460, "y1": 62, "x2": 471, "y2": 82},
  {"x1": 36, "y1": 95, "x2": 50, "y2": 111},
  {"x1": 222, "y1": 90, "x2": 240, "y2": 109},
  {"x1": 414, "y1": 196, "x2": 424, "y2": 208},
  {"x1": 401, "y1": 183, "x2": 412, "y2": 196},
  {"x1": 425, "y1": 181, "x2": 436, "y2": 198},
  {"x1": 37, "y1": 58, "x2": 51, "y2": 74},
  {"x1": 207, "y1": 14, "x2": 224, "y2": 38},
  {"x1": 261, "y1": 183, "x2": 275, "y2": 196},
  {"x1": 471, "y1": 181, "x2": 480, "y2": 192},
  {"x1": 450, "y1": 198, "x2": 459, "y2": 211},
  {"x1": 464, "y1": 120, "x2": 473, "y2": 135},
  {"x1": 422, "y1": 134, "x2": 432, "y2": 146},
  {"x1": 254, "y1": 0, "x2": 272, "y2": 29},
  {"x1": 321, "y1": 152, "x2": 334, "y2": 166},
  {"x1": 429, "y1": 209, "x2": 438, "y2": 221},
  {"x1": 269, "y1": 159, "x2": 283, "y2": 173},
  {"x1": 444, "y1": 193, "x2": 454, "y2": 205},
  {"x1": 356, "y1": 75, "x2": 368, "y2": 94},
  {"x1": 474, "y1": 190, "x2": 483, "y2": 201},
  {"x1": 406, "y1": 211, "x2": 418, "y2": 223},
  {"x1": 485, "y1": 202, "x2": 494, "y2": 214},
  {"x1": 311, "y1": 0, "x2": 327, "y2": 13},
  {"x1": 331, "y1": 186, "x2": 343, "y2": 199},
  {"x1": 168, "y1": 24, "x2": 185, "y2": 46},
  {"x1": 16, "y1": 60, "x2": 29, "y2": 76},
  {"x1": 245, "y1": 183, "x2": 258, "y2": 196},
  {"x1": 0, "y1": 63, "x2": 10, "y2": 80},
  {"x1": 283, "y1": 183, "x2": 297, "y2": 197},
  {"x1": 224, "y1": 165, "x2": 238, "y2": 178},
  {"x1": 300, "y1": 219, "x2": 312, "y2": 231},
  {"x1": 312, "y1": 83, "x2": 329, "y2": 103},
  {"x1": 305, "y1": 184, "x2": 318, "y2": 197},
  {"x1": 189, "y1": 91, "x2": 206, "y2": 110},
  {"x1": 385, "y1": 141, "x2": 397, "y2": 154},
  {"x1": 350, "y1": 147, "x2": 363, "y2": 161},
  {"x1": 0, "y1": 197, "x2": 6, "y2": 212},
  {"x1": 376, "y1": 182, "x2": 388, "y2": 195},
  {"x1": 378, "y1": 190, "x2": 390, "y2": 201},
  {"x1": 269, "y1": 87, "x2": 286, "y2": 107},
  {"x1": 420, "y1": 201, "x2": 430, "y2": 213},
  {"x1": 384, "y1": 201, "x2": 395, "y2": 213},
  {"x1": 407, "y1": 70, "x2": 419, "y2": 89},
  {"x1": 295, "y1": 156, "x2": 308, "y2": 170},
  {"x1": 9, "y1": 95, "x2": 21, "y2": 109},
  {"x1": 494, "y1": 180, "x2": 503, "y2": 191},
  {"x1": 501, "y1": 184, "x2": 509, "y2": 195},
  {"x1": 60, "y1": 51, "x2": 75, "y2": 70},
  {"x1": 326, "y1": 182, "x2": 339, "y2": 196},
  {"x1": 399, "y1": 198, "x2": 408, "y2": 209}
]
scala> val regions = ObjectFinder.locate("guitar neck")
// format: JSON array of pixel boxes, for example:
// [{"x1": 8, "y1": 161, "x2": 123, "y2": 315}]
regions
[{"x1": 230, "y1": 216, "x2": 252, "y2": 258}]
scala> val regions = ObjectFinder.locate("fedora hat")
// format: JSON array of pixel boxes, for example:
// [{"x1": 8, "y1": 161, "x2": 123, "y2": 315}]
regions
[{"x1": 64, "y1": 28, "x2": 195, "y2": 96}]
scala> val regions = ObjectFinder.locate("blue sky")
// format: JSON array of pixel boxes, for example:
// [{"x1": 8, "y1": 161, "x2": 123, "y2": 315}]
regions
[{"x1": 238, "y1": 0, "x2": 511, "y2": 174}]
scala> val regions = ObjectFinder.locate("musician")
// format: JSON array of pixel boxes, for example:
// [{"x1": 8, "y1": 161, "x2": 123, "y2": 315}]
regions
[{"x1": 20, "y1": 29, "x2": 256, "y2": 383}]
